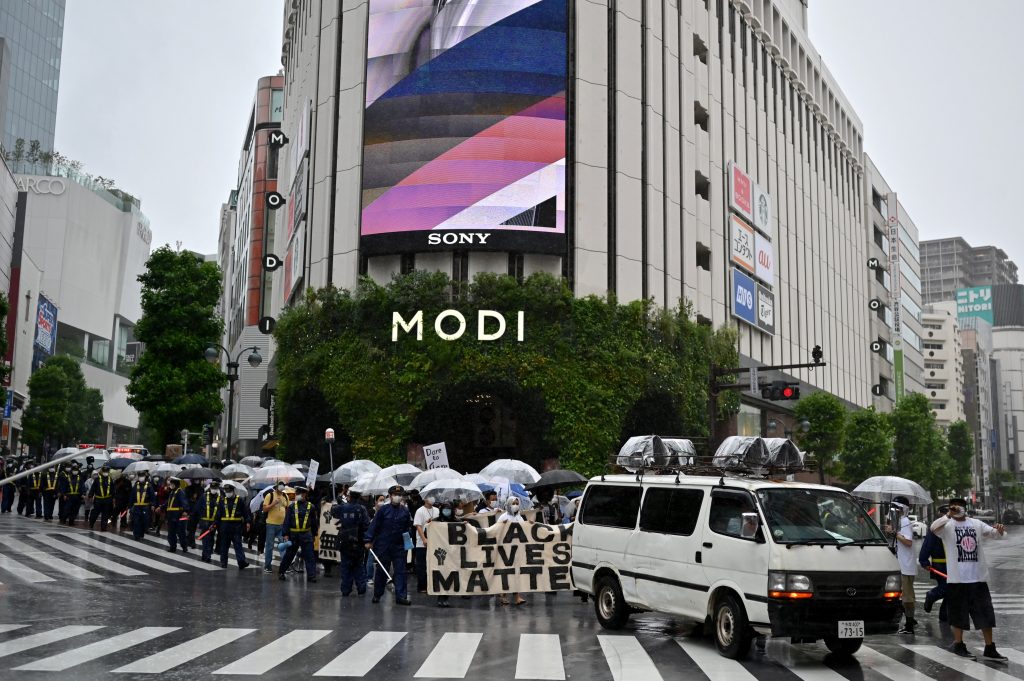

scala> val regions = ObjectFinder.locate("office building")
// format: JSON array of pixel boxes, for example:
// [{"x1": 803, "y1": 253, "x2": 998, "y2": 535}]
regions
[
  {"x1": 993, "y1": 327, "x2": 1024, "y2": 477},
  {"x1": 921, "y1": 301, "x2": 965, "y2": 426},
  {"x1": 0, "y1": 1, "x2": 65, "y2": 156},
  {"x1": 921, "y1": 237, "x2": 1019, "y2": 305}
]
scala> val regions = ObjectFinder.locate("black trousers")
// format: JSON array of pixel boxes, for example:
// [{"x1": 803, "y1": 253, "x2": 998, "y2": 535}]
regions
[{"x1": 89, "y1": 500, "x2": 114, "y2": 529}]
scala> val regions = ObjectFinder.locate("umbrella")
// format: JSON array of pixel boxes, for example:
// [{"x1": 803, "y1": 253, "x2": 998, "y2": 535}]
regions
[
  {"x1": 463, "y1": 473, "x2": 490, "y2": 487},
  {"x1": 479, "y1": 459, "x2": 541, "y2": 485},
  {"x1": 852, "y1": 476, "x2": 933, "y2": 506},
  {"x1": 123, "y1": 461, "x2": 157, "y2": 476},
  {"x1": 220, "y1": 463, "x2": 255, "y2": 480},
  {"x1": 154, "y1": 463, "x2": 189, "y2": 477},
  {"x1": 239, "y1": 456, "x2": 265, "y2": 467},
  {"x1": 332, "y1": 459, "x2": 382, "y2": 485},
  {"x1": 250, "y1": 463, "x2": 305, "y2": 486},
  {"x1": 259, "y1": 458, "x2": 286, "y2": 468},
  {"x1": 221, "y1": 480, "x2": 250, "y2": 499},
  {"x1": 420, "y1": 479, "x2": 483, "y2": 504},
  {"x1": 380, "y1": 463, "x2": 423, "y2": 486},
  {"x1": 408, "y1": 467, "x2": 463, "y2": 490},
  {"x1": 103, "y1": 458, "x2": 134, "y2": 470},
  {"x1": 173, "y1": 454, "x2": 209, "y2": 466},
  {"x1": 178, "y1": 467, "x2": 221, "y2": 480},
  {"x1": 526, "y1": 469, "x2": 588, "y2": 491},
  {"x1": 351, "y1": 472, "x2": 399, "y2": 496}
]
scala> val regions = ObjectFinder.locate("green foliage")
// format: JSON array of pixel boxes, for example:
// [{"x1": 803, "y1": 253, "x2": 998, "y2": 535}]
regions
[
  {"x1": 890, "y1": 393, "x2": 954, "y2": 498},
  {"x1": 274, "y1": 272, "x2": 738, "y2": 476},
  {"x1": 838, "y1": 407, "x2": 893, "y2": 483},
  {"x1": 127, "y1": 246, "x2": 225, "y2": 454},
  {"x1": 21, "y1": 355, "x2": 104, "y2": 450},
  {"x1": 945, "y1": 420, "x2": 974, "y2": 494},
  {"x1": 794, "y1": 391, "x2": 847, "y2": 483}
]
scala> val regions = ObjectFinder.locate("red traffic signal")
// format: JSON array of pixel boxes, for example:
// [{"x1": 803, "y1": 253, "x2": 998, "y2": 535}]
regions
[{"x1": 762, "y1": 380, "x2": 800, "y2": 401}]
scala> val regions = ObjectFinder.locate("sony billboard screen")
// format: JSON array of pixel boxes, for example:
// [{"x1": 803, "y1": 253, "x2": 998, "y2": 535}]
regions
[{"x1": 359, "y1": 0, "x2": 568, "y2": 256}]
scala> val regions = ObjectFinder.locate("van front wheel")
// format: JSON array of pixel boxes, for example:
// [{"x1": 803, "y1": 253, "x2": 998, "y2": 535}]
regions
[
  {"x1": 713, "y1": 594, "x2": 753, "y2": 659},
  {"x1": 823, "y1": 636, "x2": 862, "y2": 657},
  {"x1": 594, "y1": 574, "x2": 630, "y2": 629}
]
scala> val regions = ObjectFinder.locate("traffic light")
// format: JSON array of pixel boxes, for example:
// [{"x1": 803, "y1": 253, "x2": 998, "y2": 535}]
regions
[
  {"x1": 812, "y1": 344, "x2": 823, "y2": 364},
  {"x1": 761, "y1": 380, "x2": 800, "y2": 401}
]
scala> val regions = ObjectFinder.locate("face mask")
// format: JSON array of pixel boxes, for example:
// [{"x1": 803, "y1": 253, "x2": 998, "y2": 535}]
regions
[
  {"x1": 225, "y1": 490, "x2": 235, "y2": 498},
  {"x1": 489, "y1": 500, "x2": 499, "y2": 509},
  {"x1": 296, "y1": 494, "x2": 305, "y2": 502},
  {"x1": 455, "y1": 509, "x2": 464, "y2": 518},
  {"x1": 441, "y1": 509, "x2": 453, "y2": 518},
  {"x1": 276, "y1": 484, "x2": 284, "y2": 492},
  {"x1": 510, "y1": 504, "x2": 520, "y2": 514},
  {"x1": 376, "y1": 500, "x2": 385, "y2": 508},
  {"x1": 391, "y1": 495, "x2": 402, "y2": 505}
]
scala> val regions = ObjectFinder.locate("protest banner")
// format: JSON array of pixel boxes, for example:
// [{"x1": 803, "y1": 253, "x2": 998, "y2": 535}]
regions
[
  {"x1": 423, "y1": 442, "x2": 449, "y2": 469},
  {"x1": 318, "y1": 501, "x2": 340, "y2": 563},
  {"x1": 426, "y1": 520, "x2": 573, "y2": 595}
]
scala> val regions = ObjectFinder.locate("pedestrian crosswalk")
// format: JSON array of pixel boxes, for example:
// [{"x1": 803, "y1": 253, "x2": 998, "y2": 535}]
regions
[
  {"x1": 913, "y1": 584, "x2": 1024, "y2": 614},
  {"x1": 0, "y1": 624, "x2": 1021, "y2": 679}
]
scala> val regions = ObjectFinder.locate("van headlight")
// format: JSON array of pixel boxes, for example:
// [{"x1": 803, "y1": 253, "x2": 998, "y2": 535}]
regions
[
  {"x1": 768, "y1": 572, "x2": 813, "y2": 598},
  {"x1": 884, "y1": 574, "x2": 901, "y2": 592}
]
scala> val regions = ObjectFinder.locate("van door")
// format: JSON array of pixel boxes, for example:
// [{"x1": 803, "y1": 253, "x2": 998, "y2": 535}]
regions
[
  {"x1": 626, "y1": 486, "x2": 707, "y2": 619},
  {"x1": 572, "y1": 484, "x2": 642, "y2": 599},
  {"x1": 700, "y1": 489, "x2": 769, "y2": 612}
]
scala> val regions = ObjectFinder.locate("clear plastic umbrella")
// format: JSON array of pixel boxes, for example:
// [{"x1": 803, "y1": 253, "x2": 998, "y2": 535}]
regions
[
  {"x1": 852, "y1": 476, "x2": 933, "y2": 506},
  {"x1": 479, "y1": 459, "x2": 541, "y2": 485},
  {"x1": 220, "y1": 463, "x2": 255, "y2": 480},
  {"x1": 123, "y1": 461, "x2": 157, "y2": 476},
  {"x1": 380, "y1": 463, "x2": 423, "y2": 486},
  {"x1": 408, "y1": 467, "x2": 463, "y2": 490},
  {"x1": 250, "y1": 463, "x2": 305, "y2": 486},
  {"x1": 154, "y1": 463, "x2": 189, "y2": 477},
  {"x1": 221, "y1": 480, "x2": 250, "y2": 499},
  {"x1": 259, "y1": 458, "x2": 287, "y2": 468},
  {"x1": 332, "y1": 459, "x2": 382, "y2": 485},
  {"x1": 239, "y1": 456, "x2": 265, "y2": 467},
  {"x1": 351, "y1": 472, "x2": 399, "y2": 496},
  {"x1": 420, "y1": 479, "x2": 482, "y2": 504},
  {"x1": 463, "y1": 473, "x2": 490, "y2": 487}
]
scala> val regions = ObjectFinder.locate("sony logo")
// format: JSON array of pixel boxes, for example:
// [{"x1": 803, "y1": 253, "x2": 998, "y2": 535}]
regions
[{"x1": 427, "y1": 232, "x2": 491, "y2": 246}]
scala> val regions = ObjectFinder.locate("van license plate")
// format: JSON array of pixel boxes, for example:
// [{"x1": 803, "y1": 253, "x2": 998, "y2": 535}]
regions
[{"x1": 838, "y1": 621, "x2": 864, "y2": 639}]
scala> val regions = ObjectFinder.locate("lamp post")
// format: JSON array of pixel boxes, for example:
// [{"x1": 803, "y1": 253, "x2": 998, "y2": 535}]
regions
[
  {"x1": 205, "y1": 344, "x2": 263, "y2": 461},
  {"x1": 325, "y1": 428, "x2": 336, "y2": 502}
]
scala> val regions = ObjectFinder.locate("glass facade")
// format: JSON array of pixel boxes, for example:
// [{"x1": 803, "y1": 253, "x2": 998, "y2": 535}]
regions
[{"x1": 0, "y1": 0, "x2": 65, "y2": 156}]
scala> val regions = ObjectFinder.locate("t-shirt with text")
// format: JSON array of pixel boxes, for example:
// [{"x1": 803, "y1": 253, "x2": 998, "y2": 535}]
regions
[{"x1": 933, "y1": 517, "x2": 999, "y2": 583}]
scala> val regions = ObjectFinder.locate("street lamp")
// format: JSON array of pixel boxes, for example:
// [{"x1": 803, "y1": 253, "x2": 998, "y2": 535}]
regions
[
  {"x1": 325, "y1": 428, "x2": 337, "y2": 502},
  {"x1": 205, "y1": 344, "x2": 263, "y2": 460}
]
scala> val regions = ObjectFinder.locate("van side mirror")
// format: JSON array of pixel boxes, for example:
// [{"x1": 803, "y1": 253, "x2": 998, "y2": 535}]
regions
[{"x1": 740, "y1": 512, "x2": 760, "y2": 540}]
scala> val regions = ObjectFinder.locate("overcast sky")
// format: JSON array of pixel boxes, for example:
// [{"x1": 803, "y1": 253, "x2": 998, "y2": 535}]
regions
[{"x1": 56, "y1": 1, "x2": 1023, "y2": 269}]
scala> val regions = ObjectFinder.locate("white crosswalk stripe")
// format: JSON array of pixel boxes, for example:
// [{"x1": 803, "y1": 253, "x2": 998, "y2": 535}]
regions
[
  {"x1": 414, "y1": 632, "x2": 483, "y2": 678},
  {"x1": 1003, "y1": 648, "x2": 1024, "y2": 665},
  {"x1": 676, "y1": 639, "x2": 756, "y2": 680},
  {"x1": 212, "y1": 629, "x2": 332, "y2": 675},
  {"x1": 596, "y1": 636, "x2": 663, "y2": 681},
  {"x1": 28, "y1": 533, "x2": 147, "y2": 576},
  {"x1": 857, "y1": 645, "x2": 937, "y2": 681},
  {"x1": 0, "y1": 626, "x2": 28, "y2": 634},
  {"x1": 112, "y1": 628, "x2": 256, "y2": 674},
  {"x1": 61, "y1": 533, "x2": 188, "y2": 573},
  {"x1": 12, "y1": 627, "x2": 179, "y2": 672},
  {"x1": 0, "y1": 535, "x2": 102, "y2": 579},
  {"x1": 313, "y1": 631, "x2": 407, "y2": 677},
  {"x1": 0, "y1": 551, "x2": 56, "y2": 583},
  {"x1": 515, "y1": 634, "x2": 564, "y2": 680},
  {"x1": 0, "y1": 626, "x2": 104, "y2": 659},
  {"x1": 902, "y1": 644, "x2": 1020, "y2": 681},
  {"x1": 85, "y1": 529, "x2": 223, "y2": 570}
]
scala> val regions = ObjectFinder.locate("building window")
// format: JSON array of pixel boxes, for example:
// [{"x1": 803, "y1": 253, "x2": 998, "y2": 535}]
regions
[
  {"x1": 452, "y1": 251, "x2": 470, "y2": 295},
  {"x1": 695, "y1": 172, "x2": 710, "y2": 201},
  {"x1": 508, "y1": 253, "x2": 524, "y2": 283},
  {"x1": 267, "y1": 144, "x2": 279, "y2": 180},
  {"x1": 696, "y1": 243, "x2": 711, "y2": 272},
  {"x1": 400, "y1": 253, "x2": 416, "y2": 275},
  {"x1": 694, "y1": 101, "x2": 709, "y2": 132},
  {"x1": 693, "y1": 34, "x2": 709, "y2": 65}
]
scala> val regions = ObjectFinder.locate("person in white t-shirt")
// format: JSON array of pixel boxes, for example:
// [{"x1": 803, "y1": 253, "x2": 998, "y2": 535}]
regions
[
  {"x1": 930, "y1": 496, "x2": 1007, "y2": 662},
  {"x1": 413, "y1": 495, "x2": 439, "y2": 594},
  {"x1": 886, "y1": 496, "x2": 918, "y2": 634}
]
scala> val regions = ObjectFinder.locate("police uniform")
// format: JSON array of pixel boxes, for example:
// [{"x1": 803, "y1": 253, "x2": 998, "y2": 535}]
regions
[
  {"x1": 193, "y1": 485, "x2": 221, "y2": 563},
  {"x1": 16, "y1": 462, "x2": 32, "y2": 515},
  {"x1": 215, "y1": 493, "x2": 251, "y2": 569},
  {"x1": 364, "y1": 485, "x2": 413, "y2": 604},
  {"x1": 42, "y1": 468, "x2": 60, "y2": 520},
  {"x1": 164, "y1": 479, "x2": 191, "y2": 553},
  {"x1": 58, "y1": 467, "x2": 85, "y2": 525},
  {"x1": 88, "y1": 471, "x2": 115, "y2": 530},
  {"x1": 28, "y1": 470, "x2": 43, "y2": 517},
  {"x1": 919, "y1": 511, "x2": 949, "y2": 622},
  {"x1": 278, "y1": 487, "x2": 319, "y2": 581},
  {"x1": 0, "y1": 459, "x2": 15, "y2": 513},
  {"x1": 332, "y1": 496, "x2": 370, "y2": 595},
  {"x1": 130, "y1": 479, "x2": 156, "y2": 540}
]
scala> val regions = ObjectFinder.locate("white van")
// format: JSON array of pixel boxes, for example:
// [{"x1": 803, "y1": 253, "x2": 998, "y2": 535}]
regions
[{"x1": 571, "y1": 474, "x2": 902, "y2": 658}]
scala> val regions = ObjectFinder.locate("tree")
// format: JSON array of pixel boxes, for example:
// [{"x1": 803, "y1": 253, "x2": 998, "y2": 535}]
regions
[
  {"x1": 946, "y1": 420, "x2": 974, "y2": 494},
  {"x1": 127, "y1": 247, "x2": 225, "y2": 454},
  {"x1": 21, "y1": 355, "x2": 104, "y2": 451},
  {"x1": 793, "y1": 391, "x2": 847, "y2": 484},
  {"x1": 890, "y1": 393, "x2": 950, "y2": 498},
  {"x1": 838, "y1": 407, "x2": 893, "y2": 484}
]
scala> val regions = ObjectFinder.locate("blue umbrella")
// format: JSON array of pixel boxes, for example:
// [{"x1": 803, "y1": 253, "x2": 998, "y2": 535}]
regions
[{"x1": 173, "y1": 454, "x2": 209, "y2": 466}]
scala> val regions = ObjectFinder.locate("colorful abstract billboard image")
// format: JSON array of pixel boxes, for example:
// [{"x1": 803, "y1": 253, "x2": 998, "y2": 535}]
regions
[{"x1": 361, "y1": 0, "x2": 568, "y2": 255}]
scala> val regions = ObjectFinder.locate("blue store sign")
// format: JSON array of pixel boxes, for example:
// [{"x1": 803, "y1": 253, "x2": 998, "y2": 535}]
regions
[{"x1": 731, "y1": 268, "x2": 757, "y2": 327}]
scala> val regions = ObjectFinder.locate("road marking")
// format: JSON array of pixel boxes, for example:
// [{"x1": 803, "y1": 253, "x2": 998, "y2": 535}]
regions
[
  {"x1": 767, "y1": 640, "x2": 853, "y2": 681},
  {"x1": 414, "y1": 632, "x2": 483, "y2": 678},
  {"x1": 0, "y1": 625, "x2": 29, "y2": 634},
  {"x1": 0, "y1": 535, "x2": 101, "y2": 580},
  {"x1": 1002, "y1": 648, "x2": 1024, "y2": 665},
  {"x1": 0, "y1": 626, "x2": 104, "y2": 659},
  {"x1": 516, "y1": 634, "x2": 565, "y2": 680},
  {"x1": 12, "y1": 627, "x2": 178, "y2": 670},
  {"x1": 857, "y1": 645, "x2": 936, "y2": 681},
  {"x1": 112, "y1": 628, "x2": 256, "y2": 674},
  {"x1": 61, "y1": 533, "x2": 187, "y2": 573},
  {"x1": 677, "y1": 639, "x2": 756, "y2": 679},
  {"x1": 597, "y1": 636, "x2": 663, "y2": 681},
  {"x1": 85, "y1": 529, "x2": 222, "y2": 570},
  {"x1": 313, "y1": 631, "x2": 407, "y2": 677},
  {"x1": 0, "y1": 552, "x2": 56, "y2": 583},
  {"x1": 903, "y1": 644, "x2": 1020, "y2": 681},
  {"x1": 28, "y1": 533, "x2": 146, "y2": 576},
  {"x1": 213, "y1": 629, "x2": 332, "y2": 675}
]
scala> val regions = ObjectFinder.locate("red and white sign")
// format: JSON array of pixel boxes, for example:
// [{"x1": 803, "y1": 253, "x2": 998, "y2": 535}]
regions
[
  {"x1": 728, "y1": 162, "x2": 753, "y2": 223},
  {"x1": 730, "y1": 216, "x2": 755, "y2": 272},
  {"x1": 755, "y1": 233, "x2": 774, "y2": 284}
]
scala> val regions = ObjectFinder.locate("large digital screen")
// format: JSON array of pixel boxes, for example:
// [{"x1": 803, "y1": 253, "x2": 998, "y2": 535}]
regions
[{"x1": 360, "y1": 0, "x2": 568, "y2": 255}]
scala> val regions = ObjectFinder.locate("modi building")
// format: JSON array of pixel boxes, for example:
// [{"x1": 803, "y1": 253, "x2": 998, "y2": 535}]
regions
[{"x1": 265, "y1": 0, "x2": 877, "y2": 442}]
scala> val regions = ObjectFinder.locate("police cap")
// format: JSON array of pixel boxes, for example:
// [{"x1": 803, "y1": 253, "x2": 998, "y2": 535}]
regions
[{"x1": 388, "y1": 485, "x2": 405, "y2": 496}]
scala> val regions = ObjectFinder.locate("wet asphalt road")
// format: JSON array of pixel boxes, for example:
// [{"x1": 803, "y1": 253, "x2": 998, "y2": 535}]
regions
[{"x1": 1, "y1": 512, "x2": 1024, "y2": 680}]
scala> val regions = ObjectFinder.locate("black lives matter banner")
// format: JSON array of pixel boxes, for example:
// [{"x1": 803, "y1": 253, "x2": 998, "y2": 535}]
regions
[{"x1": 426, "y1": 520, "x2": 573, "y2": 595}]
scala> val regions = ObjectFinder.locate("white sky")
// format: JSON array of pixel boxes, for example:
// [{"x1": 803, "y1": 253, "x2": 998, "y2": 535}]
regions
[{"x1": 55, "y1": 1, "x2": 1023, "y2": 271}]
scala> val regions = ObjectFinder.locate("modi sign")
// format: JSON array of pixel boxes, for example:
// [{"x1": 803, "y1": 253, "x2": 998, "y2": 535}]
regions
[{"x1": 426, "y1": 520, "x2": 573, "y2": 595}]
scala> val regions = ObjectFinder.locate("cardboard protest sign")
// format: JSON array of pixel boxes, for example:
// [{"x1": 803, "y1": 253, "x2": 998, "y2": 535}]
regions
[
  {"x1": 426, "y1": 520, "x2": 573, "y2": 595},
  {"x1": 317, "y1": 501, "x2": 340, "y2": 562}
]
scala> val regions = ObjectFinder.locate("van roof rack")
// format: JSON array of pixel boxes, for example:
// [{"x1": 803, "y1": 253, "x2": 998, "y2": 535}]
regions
[{"x1": 609, "y1": 434, "x2": 814, "y2": 481}]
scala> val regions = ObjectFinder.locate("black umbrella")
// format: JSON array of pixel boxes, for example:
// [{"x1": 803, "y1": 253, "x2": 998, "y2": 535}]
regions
[
  {"x1": 525, "y1": 469, "x2": 588, "y2": 491},
  {"x1": 104, "y1": 458, "x2": 134, "y2": 470},
  {"x1": 173, "y1": 454, "x2": 209, "y2": 465},
  {"x1": 178, "y1": 467, "x2": 221, "y2": 480}
]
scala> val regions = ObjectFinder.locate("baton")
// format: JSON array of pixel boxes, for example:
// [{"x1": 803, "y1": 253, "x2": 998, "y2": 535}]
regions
[
  {"x1": 367, "y1": 548, "x2": 393, "y2": 584},
  {"x1": 927, "y1": 565, "x2": 948, "y2": 579},
  {"x1": 198, "y1": 525, "x2": 217, "y2": 540},
  {"x1": 119, "y1": 510, "x2": 128, "y2": 520}
]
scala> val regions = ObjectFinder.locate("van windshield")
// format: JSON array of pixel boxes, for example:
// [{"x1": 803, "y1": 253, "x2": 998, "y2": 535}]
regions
[{"x1": 757, "y1": 489, "x2": 887, "y2": 545}]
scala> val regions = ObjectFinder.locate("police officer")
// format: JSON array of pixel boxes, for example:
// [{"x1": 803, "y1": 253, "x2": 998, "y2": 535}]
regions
[
  {"x1": 58, "y1": 462, "x2": 85, "y2": 525},
  {"x1": 42, "y1": 465, "x2": 60, "y2": 521},
  {"x1": 920, "y1": 504, "x2": 950, "y2": 623},
  {"x1": 164, "y1": 476, "x2": 191, "y2": 553},
  {"x1": 15, "y1": 460, "x2": 32, "y2": 516},
  {"x1": 278, "y1": 485, "x2": 319, "y2": 582},
  {"x1": 87, "y1": 464, "x2": 115, "y2": 530},
  {"x1": 130, "y1": 471, "x2": 156, "y2": 540},
  {"x1": 27, "y1": 467, "x2": 43, "y2": 518},
  {"x1": 215, "y1": 485, "x2": 251, "y2": 569},
  {"x1": 0, "y1": 457, "x2": 16, "y2": 513},
  {"x1": 194, "y1": 480, "x2": 222, "y2": 563},
  {"x1": 364, "y1": 484, "x2": 413, "y2": 605},
  {"x1": 332, "y1": 490, "x2": 370, "y2": 596}
]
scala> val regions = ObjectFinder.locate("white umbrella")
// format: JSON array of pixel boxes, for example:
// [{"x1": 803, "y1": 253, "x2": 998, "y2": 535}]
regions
[
  {"x1": 852, "y1": 476, "x2": 933, "y2": 506},
  {"x1": 420, "y1": 479, "x2": 483, "y2": 504},
  {"x1": 351, "y1": 472, "x2": 399, "y2": 496},
  {"x1": 332, "y1": 459, "x2": 382, "y2": 485},
  {"x1": 222, "y1": 480, "x2": 250, "y2": 499},
  {"x1": 408, "y1": 467, "x2": 463, "y2": 490},
  {"x1": 239, "y1": 456, "x2": 265, "y2": 467},
  {"x1": 153, "y1": 463, "x2": 188, "y2": 477},
  {"x1": 123, "y1": 461, "x2": 157, "y2": 476},
  {"x1": 380, "y1": 463, "x2": 422, "y2": 485},
  {"x1": 250, "y1": 463, "x2": 305, "y2": 486},
  {"x1": 463, "y1": 473, "x2": 490, "y2": 487},
  {"x1": 220, "y1": 463, "x2": 255, "y2": 480},
  {"x1": 259, "y1": 458, "x2": 289, "y2": 468},
  {"x1": 479, "y1": 459, "x2": 541, "y2": 485}
]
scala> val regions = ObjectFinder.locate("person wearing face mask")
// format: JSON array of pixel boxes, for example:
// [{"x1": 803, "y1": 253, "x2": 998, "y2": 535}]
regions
[
  {"x1": 433, "y1": 501, "x2": 457, "y2": 607},
  {"x1": 477, "y1": 490, "x2": 499, "y2": 514},
  {"x1": 215, "y1": 484, "x2": 252, "y2": 569},
  {"x1": 365, "y1": 495, "x2": 387, "y2": 583},
  {"x1": 194, "y1": 480, "x2": 222, "y2": 563},
  {"x1": 87, "y1": 464, "x2": 115, "y2": 531},
  {"x1": 164, "y1": 477, "x2": 192, "y2": 554},
  {"x1": 262, "y1": 482, "x2": 291, "y2": 573},
  {"x1": 331, "y1": 489, "x2": 370, "y2": 596},
  {"x1": 278, "y1": 485, "x2": 319, "y2": 581},
  {"x1": 129, "y1": 472, "x2": 156, "y2": 540},
  {"x1": 364, "y1": 484, "x2": 414, "y2": 605},
  {"x1": 496, "y1": 496, "x2": 528, "y2": 606},
  {"x1": 413, "y1": 494, "x2": 439, "y2": 594},
  {"x1": 884, "y1": 496, "x2": 918, "y2": 634},
  {"x1": 58, "y1": 462, "x2": 86, "y2": 526}
]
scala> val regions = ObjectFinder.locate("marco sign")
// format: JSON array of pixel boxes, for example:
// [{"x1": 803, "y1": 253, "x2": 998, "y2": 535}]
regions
[{"x1": 392, "y1": 310, "x2": 525, "y2": 342}]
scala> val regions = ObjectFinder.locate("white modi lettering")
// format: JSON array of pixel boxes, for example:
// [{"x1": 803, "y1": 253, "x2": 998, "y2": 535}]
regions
[
  {"x1": 16, "y1": 177, "x2": 67, "y2": 195},
  {"x1": 392, "y1": 311, "x2": 525, "y2": 342}
]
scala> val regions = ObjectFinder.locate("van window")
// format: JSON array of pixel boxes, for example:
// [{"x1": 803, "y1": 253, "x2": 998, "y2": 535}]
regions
[
  {"x1": 579, "y1": 485, "x2": 641, "y2": 528},
  {"x1": 709, "y1": 491, "x2": 756, "y2": 538},
  {"x1": 639, "y1": 488, "x2": 703, "y2": 535}
]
